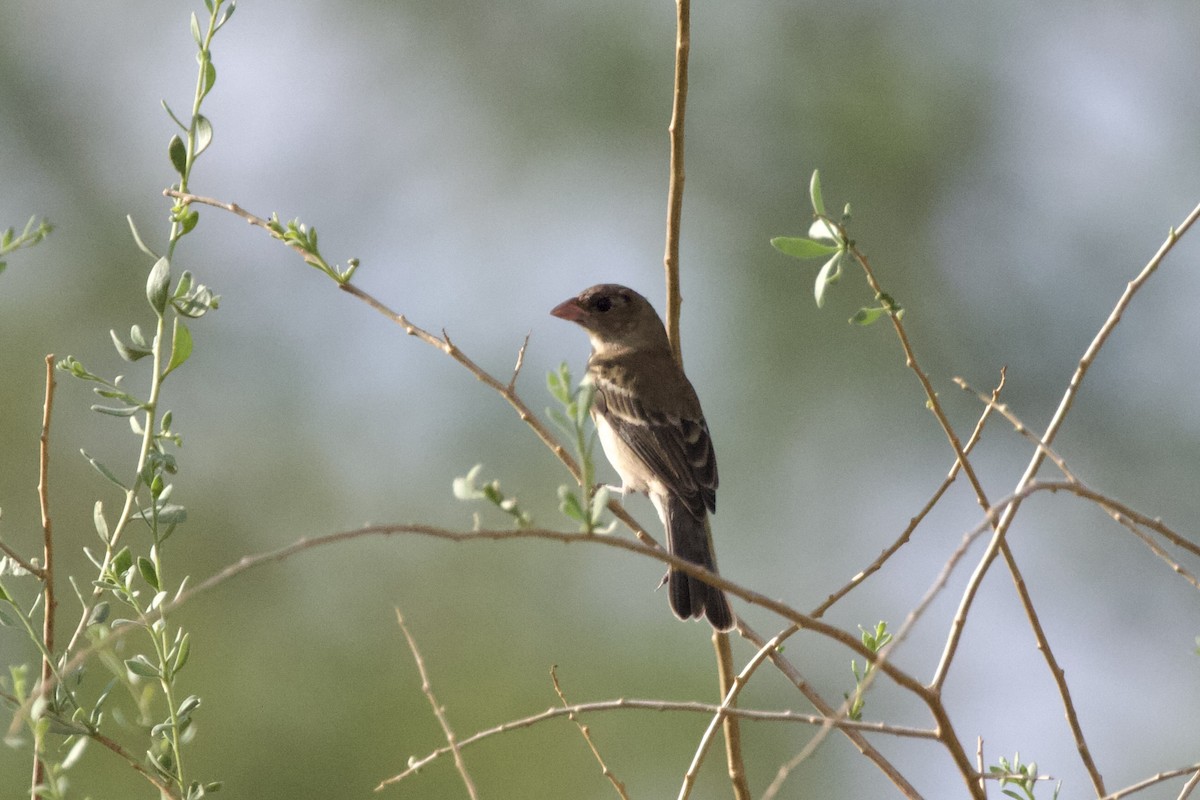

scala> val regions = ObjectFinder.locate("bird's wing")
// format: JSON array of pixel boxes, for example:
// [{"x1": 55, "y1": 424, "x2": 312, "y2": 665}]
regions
[{"x1": 591, "y1": 363, "x2": 717, "y2": 517}]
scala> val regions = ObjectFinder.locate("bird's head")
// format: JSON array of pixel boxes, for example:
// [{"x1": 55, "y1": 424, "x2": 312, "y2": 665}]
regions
[{"x1": 550, "y1": 284, "x2": 670, "y2": 353}]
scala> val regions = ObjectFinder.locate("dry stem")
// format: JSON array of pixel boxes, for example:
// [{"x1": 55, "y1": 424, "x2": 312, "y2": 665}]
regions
[
  {"x1": 551, "y1": 666, "x2": 630, "y2": 800},
  {"x1": 31, "y1": 354, "x2": 57, "y2": 799},
  {"x1": 395, "y1": 609, "x2": 478, "y2": 799}
]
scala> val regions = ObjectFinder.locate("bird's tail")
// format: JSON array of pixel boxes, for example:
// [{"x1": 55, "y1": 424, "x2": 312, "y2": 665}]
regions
[{"x1": 662, "y1": 495, "x2": 734, "y2": 631}]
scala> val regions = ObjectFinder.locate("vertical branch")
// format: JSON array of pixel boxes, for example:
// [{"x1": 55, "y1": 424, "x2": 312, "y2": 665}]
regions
[
  {"x1": 663, "y1": 0, "x2": 689, "y2": 362},
  {"x1": 32, "y1": 354, "x2": 57, "y2": 798},
  {"x1": 712, "y1": 630, "x2": 750, "y2": 800},
  {"x1": 663, "y1": 4, "x2": 748, "y2": 797},
  {"x1": 395, "y1": 609, "x2": 478, "y2": 800}
]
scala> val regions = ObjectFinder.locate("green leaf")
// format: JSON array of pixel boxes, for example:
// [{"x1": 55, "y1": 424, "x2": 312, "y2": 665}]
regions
[
  {"x1": 558, "y1": 486, "x2": 584, "y2": 523},
  {"x1": 88, "y1": 602, "x2": 110, "y2": 626},
  {"x1": 850, "y1": 307, "x2": 887, "y2": 326},
  {"x1": 90, "y1": 404, "x2": 141, "y2": 417},
  {"x1": 57, "y1": 355, "x2": 105, "y2": 383},
  {"x1": 814, "y1": 252, "x2": 842, "y2": 308},
  {"x1": 161, "y1": 100, "x2": 188, "y2": 132},
  {"x1": 174, "y1": 637, "x2": 193, "y2": 674},
  {"x1": 93, "y1": 386, "x2": 139, "y2": 404},
  {"x1": 110, "y1": 330, "x2": 152, "y2": 362},
  {"x1": 137, "y1": 557, "x2": 160, "y2": 591},
  {"x1": 809, "y1": 169, "x2": 826, "y2": 217},
  {"x1": 93, "y1": 501, "x2": 110, "y2": 541},
  {"x1": 168, "y1": 134, "x2": 188, "y2": 177},
  {"x1": 165, "y1": 319, "x2": 193, "y2": 376},
  {"x1": 124, "y1": 655, "x2": 161, "y2": 679},
  {"x1": 136, "y1": 504, "x2": 188, "y2": 526},
  {"x1": 82, "y1": 450, "x2": 128, "y2": 490},
  {"x1": 110, "y1": 547, "x2": 134, "y2": 580},
  {"x1": 201, "y1": 61, "x2": 217, "y2": 99},
  {"x1": 179, "y1": 209, "x2": 200, "y2": 235},
  {"x1": 189, "y1": 11, "x2": 202, "y2": 45},
  {"x1": 147, "y1": 256, "x2": 171, "y2": 314},
  {"x1": 770, "y1": 236, "x2": 839, "y2": 260},
  {"x1": 194, "y1": 115, "x2": 213, "y2": 156}
]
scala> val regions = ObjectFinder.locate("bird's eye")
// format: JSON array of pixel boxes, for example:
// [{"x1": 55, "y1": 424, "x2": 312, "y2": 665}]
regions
[{"x1": 593, "y1": 296, "x2": 613, "y2": 313}]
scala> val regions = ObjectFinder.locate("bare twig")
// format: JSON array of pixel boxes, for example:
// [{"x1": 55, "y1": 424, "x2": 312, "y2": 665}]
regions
[
  {"x1": 679, "y1": 629, "x2": 784, "y2": 800},
  {"x1": 0, "y1": 541, "x2": 42, "y2": 580},
  {"x1": 31, "y1": 354, "x2": 57, "y2": 800},
  {"x1": 663, "y1": 0, "x2": 689, "y2": 363},
  {"x1": 738, "y1": 620, "x2": 925, "y2": 800},
  {"x1": 89, "y1": 726, "x2": 179, "y2": 798},
  {"x1": 1180, "y1": 767, "x2": 1200, "y2": 800},
  {"x1": 934, "y1": 201, "x2": 1200, "y2": 688},
  {"x1": 659, "y1": 7, "x2": 747, "y2": 791},
  {"x1": 395, "y1": 610, "x2": 478, "y2": 799},
  {"x1": 378, "y1": 696, "x2": 936, "y2": 791},
  {"x1": 507, "y1": 333, "x2": 531, "y2": 393},
  {"x1": 1100, "y1": 763, "x2": 1200, "y2": 800},
  {"x1": 551, "y1": 666, "x2": 630, "y2": 800},
  {"x1": 958, "y1": 376, "x2": 1200, "y2": 582},
  {"x1": 812, "y1": 369, "x2": 1006, "y2": 619}
]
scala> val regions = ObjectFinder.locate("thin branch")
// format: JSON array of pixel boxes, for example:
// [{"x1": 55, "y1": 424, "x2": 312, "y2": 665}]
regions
[
  {"x1": 32, "y1": 354, "x2": 57, "y2": 800},
  {"x1": 679, "y1": 628, "x2": 785, "y2": 800},
  {"x1": 163, "y1": 189, "x2": 658, "y2": 551},
  {"x1": 659, "y1": 8, "x2": 747, "y2": 790},
  {"x1": 933, "y1": 201, "x2": 1200, "y2": 688},
  {"x1": 0, "y1": 542, "x2": 42, "y2": 580},
  {"x1": 711, "y1": 628, "x2": 749, "y2": 800},
  {"x1": 738, "y1": 620, "x2": 925, "y2": 800},
  {"x1": 957, "y1": 375, "x2": 1200, "y2": 577},
  {"x1": 551, "y1": 667, "x2": 630, "y2": 800},
  {"x1": 663, "y1": 0, "x2": 689, "y2": 363},
  {"x1": 377, "y1": 696, "x2": 936, "y2": 791},
  {"x1": 812, "y1": 368, "x2": 1005, "y2": 619},
  {"x1": 997, "y1": 542, "x2": 1105, "y2": 794},
  {"x1": 0, "y1": 688, "x2": 178, "y2": 798},
  {"x1": 89, "y1": 727, "x2": 179, "y2": 798},
  {"x1": 507, "y1": 332, "x2": 531, "y2": 393},
  {"x1": 1180, "y1": 768, "x2": 1200, "y2": 800},
  {"x1": 1099, "y1": 763, "x2": 1200, "y2": 800},
  {"x1": 395, "y1": 609, "x2": 478, "y2": 800},
  {"x1": 17, "y1": 512, "x2": 975, "y2": 743}
]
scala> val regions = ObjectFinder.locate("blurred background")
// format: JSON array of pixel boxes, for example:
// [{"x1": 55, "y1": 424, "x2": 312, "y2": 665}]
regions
[{"x1": 2, "y1": 1, "x2": 1199, "y2": 797}]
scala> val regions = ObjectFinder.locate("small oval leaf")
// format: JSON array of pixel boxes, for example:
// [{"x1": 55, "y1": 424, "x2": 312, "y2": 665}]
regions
[
  {"x1": 168, "y1": 135, "x2": 187, "y2": 177},
  {"x1": 165, "y1": 319, "x2": 193, "y2": 376},
  {"x1": 770, "y1": 236, "x2": 839, "y2": 260},
  {"x1": 147, "y1": 257, "x2": 171, "y2": 314},
  {"x1": 809, "y1": 169, "x2": 826, "y2": 217},
  {"x1": 194, "y1": 115, "x2": 213, "y2": 156}
]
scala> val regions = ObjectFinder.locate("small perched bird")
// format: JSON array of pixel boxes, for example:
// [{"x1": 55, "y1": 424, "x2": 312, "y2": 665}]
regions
[{"x1": 551, "y1": 284, "x2": 733, "y2": 631}]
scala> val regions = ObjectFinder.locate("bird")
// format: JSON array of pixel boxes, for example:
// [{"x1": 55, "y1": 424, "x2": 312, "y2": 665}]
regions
[{"x1": 550, "y1": 284, "x2": 733, "y2": 631}]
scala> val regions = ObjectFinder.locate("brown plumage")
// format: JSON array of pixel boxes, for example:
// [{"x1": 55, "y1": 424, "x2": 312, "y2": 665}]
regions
[{"x1": 551, "y1": 284, "x2": 733, "y2": 631}]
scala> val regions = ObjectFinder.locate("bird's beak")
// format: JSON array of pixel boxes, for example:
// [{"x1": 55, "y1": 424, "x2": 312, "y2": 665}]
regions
[{"x1": 550, "y1": 297, "x2": 585, "y2": 322}]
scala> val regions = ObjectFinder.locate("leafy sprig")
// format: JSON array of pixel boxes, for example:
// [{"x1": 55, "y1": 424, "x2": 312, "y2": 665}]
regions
[
  {"x1": 844, "y1": 620, "x2": 892, "y2": 721},
  {"x1": 453, "y1": 465, "x2": 533, "y2": 529},
  {"x1": 989, "y1": 752, "x2": 1060, "y2": 800},
  {"x1": 547, "y1": 364, "x2": 610, "y2": 533},
  {"x1": 0, "y1": 216, "x2": 54, "y2": 274},
  {"x1": 771, "y1": 169, "x2": 903, "y2": 325}
]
